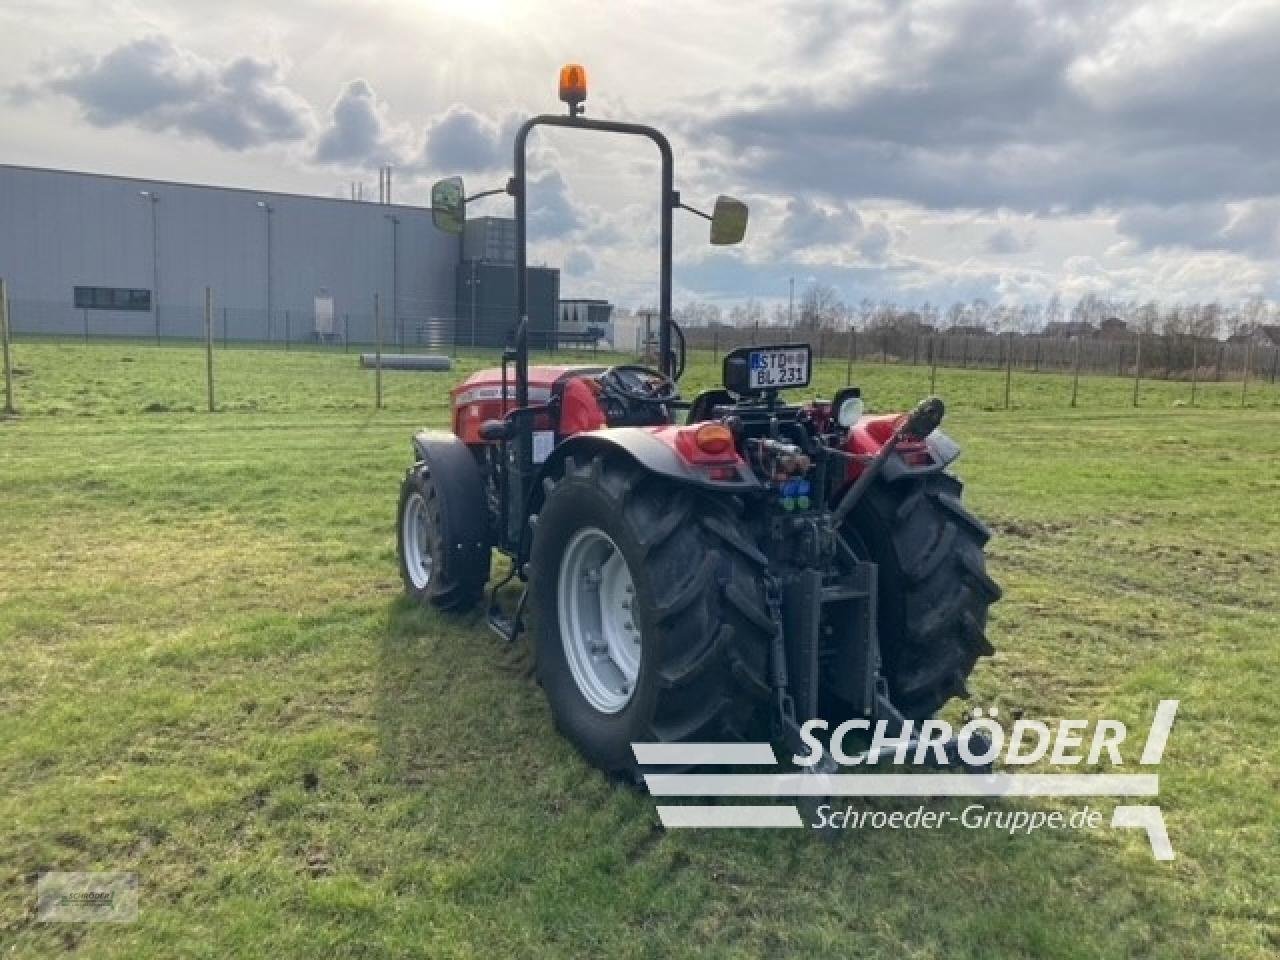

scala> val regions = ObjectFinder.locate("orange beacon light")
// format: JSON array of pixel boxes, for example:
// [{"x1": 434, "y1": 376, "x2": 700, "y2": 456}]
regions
[{"x1": 558, "y1": 64, "x2": 587, "y2": 115}]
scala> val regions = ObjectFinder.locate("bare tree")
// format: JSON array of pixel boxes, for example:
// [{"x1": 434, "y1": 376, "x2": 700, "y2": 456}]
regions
[{"x1": 798, "y1": 282, "x2": 844, "y2": 330}]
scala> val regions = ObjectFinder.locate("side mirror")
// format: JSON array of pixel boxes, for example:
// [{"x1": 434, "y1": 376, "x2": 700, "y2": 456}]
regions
[
  {"x1": 710, "y1": 195, "x2": 748, "y2": 245},
  {"x1": 431, "y1": 176, "x2": 466, "y2": 234}
]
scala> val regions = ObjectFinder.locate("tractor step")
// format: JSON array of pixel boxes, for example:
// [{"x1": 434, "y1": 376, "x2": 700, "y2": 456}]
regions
[
  {"x1": 487, "y1": 585, "x2": 528, "y2": 643},
  {"x1": 820, "y1": 583, "x2": 870, "y2": 603}
]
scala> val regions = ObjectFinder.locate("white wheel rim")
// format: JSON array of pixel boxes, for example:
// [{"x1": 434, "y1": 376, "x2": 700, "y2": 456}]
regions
[
  {"x1": 402, "y1": 491, "x2": 433, "y2": 590},
  {"x1": 557, "y1": 526, "x2": 642, "y2": 714}
]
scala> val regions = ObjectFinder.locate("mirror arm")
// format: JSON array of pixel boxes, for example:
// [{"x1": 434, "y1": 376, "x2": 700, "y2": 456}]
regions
[
  {"x1": 464, "y1": 186, "x2": 509, "y2": 204},
  {"x1": 676, "y1": 200, "x2": 712, "y2": 222}
]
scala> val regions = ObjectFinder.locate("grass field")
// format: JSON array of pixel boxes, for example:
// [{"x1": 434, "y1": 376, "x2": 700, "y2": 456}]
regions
[{"x1": 1, "y1": 340, "x2": 1278, "y2": 958}]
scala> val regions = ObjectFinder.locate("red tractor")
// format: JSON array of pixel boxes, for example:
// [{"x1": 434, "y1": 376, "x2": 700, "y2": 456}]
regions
[{"x1": 397, "y1": 66, "x2": 999, "y2": 778}]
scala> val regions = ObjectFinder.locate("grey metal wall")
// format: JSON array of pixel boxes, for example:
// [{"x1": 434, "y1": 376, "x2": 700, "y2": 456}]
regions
[
  {"x1": 0, "y1": 164, "x2": 460, "y2": 343},
  {"x1": 455, "y1": 262, "x2": 560, "y2": 348}
]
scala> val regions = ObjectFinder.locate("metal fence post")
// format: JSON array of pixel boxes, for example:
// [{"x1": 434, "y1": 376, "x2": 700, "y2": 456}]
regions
[
  {"x1": 82, "y1": 308, "x2": 89, "y2": 344},
  {"x1": 929, "y1": 337, "x2": 938, "y2": 395},
  {"x1": 1271, "y1": 344, "x2": 1278, "y2": 384},
  {"x1": 1132, "y1": 336, "x2": 1142, "y2": 407},
  {"x1": 1190, "y1": 339, "x2": 1198, "y2": 407},
  {"x1": 1, "y1": 279, "x2": 14, "y2": 415},
  {"x1": 284, "y1": 309, "x2": 291, "y2": 351},
  {"x1": 223, "y1": 306, "x2": 229, "y2": 349},
  {"x1": 1004, "y1": 332, "x2": 1013, "y2": 409},
  {"x1": 846, "y1": 326, "x2": 855, "y2": 384},
  {"x1": 1070, "y1": 336, "x2": 1081, "y2": 408},
  {"x1": 205, "y1": 287, "x2": 215, "y2": 413},
  {"x1": 374, "y1": 295, "x2": 383, "y2": 410},
  {"x1": 344, "y1": 314, "x2": 350, "y2": 353},
  {"x1": 1241, "y1": 341, "x2": 1252, "y2": 408}
]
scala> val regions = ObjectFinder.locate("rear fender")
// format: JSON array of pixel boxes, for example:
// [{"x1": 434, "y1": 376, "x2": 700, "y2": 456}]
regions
[
  {"x1": 841, "y1": 415, "x2": 962, "y2": 487},
  {"x1": 529, "y1": 428, "x2": 761, "y2": 518},
  {"x1": 410, "y1": 430, "x2": 492, "y2": 580}
]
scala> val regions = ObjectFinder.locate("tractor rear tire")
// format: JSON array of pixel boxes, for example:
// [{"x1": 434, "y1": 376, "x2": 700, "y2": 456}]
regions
[
  {"x1": 843, "y1": 471, "x2": 1001, "y2": 719},
  {"x1": 530, "y1": 454, "x2": 773, "y2": 779}
]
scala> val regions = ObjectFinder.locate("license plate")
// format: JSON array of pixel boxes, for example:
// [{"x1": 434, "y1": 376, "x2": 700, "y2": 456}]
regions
[{"x1": 748, "y1": 347, "x2": 811, "y2": 390}]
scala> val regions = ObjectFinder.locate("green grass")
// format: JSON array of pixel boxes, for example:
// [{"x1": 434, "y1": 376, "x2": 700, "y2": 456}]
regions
[{"x1": 1, "y1": 341, "x2": 1277, "y2": 958}]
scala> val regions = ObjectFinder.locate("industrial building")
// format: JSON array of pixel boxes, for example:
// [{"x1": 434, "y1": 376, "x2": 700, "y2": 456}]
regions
[
  {"x1": 457, "y1": 216, "x2": 560, "y2": 349},
  {"x1": 558, "y1": 299, "x2": 614, "y2": 346},
  {"x1": 0, "y1": 164, "x2": 563, "y2": 348}
]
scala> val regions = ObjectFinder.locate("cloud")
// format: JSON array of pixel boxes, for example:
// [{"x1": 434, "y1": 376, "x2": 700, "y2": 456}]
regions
[
  {"x1": 527, "y1": 170, "x2": 581, "y2": 238},
  {"x1": 702, "y1": 0, "x2": 1280, "y2": 213},
  {"x1": 422, "y1": 106, "x2": 513, "y2": 173},
  {"x1": 38, "y1": 35, "x2": 313, "y2": 150},
  {"x1": 314, "y1": 79, "x2": 403, "y2": 166},
  {"x1": 985, "y1": 225, "x2": 1036, "y2": 255},
  {"x1": 776, "y1": 197, "x2": 861, "y2": 249},
  {"x1": 564, "y1": 249, "x2": 595, "y2": 276},
  {"x1": 1116, "y1": 199, "x2": 1280, "y2": 257}
]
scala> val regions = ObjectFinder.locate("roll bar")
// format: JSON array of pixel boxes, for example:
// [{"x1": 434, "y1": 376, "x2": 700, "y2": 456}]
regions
[{"x1": 512, "y1": 115, "x2": 675, "y2": 407}]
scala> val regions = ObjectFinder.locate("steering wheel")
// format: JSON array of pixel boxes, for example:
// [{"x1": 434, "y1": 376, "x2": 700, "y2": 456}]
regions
[{"x1": 599, "y1": 364, "x2": 678, "y2": 405}]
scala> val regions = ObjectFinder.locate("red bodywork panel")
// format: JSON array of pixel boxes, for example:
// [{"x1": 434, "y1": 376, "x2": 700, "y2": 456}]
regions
[{"x1": 451, "y1": 365, "x2": 601, "y2": 443}]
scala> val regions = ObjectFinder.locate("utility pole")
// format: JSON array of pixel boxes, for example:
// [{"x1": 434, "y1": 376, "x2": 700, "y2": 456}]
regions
[
  {"x1": 788, "y1": 277, "x2": 794, "y2": 327},
  {"x1": 138, "y1": 190, "x2": 160, "y2": 343},
  {"x1": 256, "y1": 201, "x2": 273, "y2": 341}
]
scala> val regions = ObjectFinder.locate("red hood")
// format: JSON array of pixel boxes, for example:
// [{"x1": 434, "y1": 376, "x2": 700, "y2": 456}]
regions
[{"x1": 450, "y1": 365, "x2": 603, "y2": 400}]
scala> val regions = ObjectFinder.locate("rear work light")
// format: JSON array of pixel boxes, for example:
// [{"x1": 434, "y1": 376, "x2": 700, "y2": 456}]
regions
[
  {"x1": 672, "y1": 422, "x2": 741, "y2": 466},
  {"x1": 694, "y1": 423, "x2": 734, "y2": 456}
]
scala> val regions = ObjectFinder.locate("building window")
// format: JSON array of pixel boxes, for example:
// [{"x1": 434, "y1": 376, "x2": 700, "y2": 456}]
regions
[{"x1": 73, "y1": 286, "x2": 152, "y2": 311}]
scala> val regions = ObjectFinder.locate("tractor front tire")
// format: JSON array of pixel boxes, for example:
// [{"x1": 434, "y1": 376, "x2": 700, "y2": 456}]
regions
[
  {"x1": 843, "y1": 471, "x2": 1001, "y2": 719},
  {"x1": 397, "y1": 464, "x2": 487, "y2": 612},
  {"x1": 530, "y1": 454, "x2": 773, "y2": 779}
]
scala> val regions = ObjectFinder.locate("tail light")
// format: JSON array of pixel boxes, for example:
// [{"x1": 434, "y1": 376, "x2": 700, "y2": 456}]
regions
[{"x1": 672, "y1": 423, "x2": 741, "y2": 465}]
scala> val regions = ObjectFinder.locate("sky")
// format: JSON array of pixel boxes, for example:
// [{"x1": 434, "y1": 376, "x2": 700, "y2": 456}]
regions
[{"x1": 2, "y1": 0, "x2": 1278, "y2": 312}]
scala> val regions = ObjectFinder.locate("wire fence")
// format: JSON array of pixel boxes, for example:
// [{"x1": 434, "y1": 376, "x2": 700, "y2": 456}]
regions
[
  {"x1": 691, "y1": 325, "x2": 1280, "y2": 384},
  {"x1": 2, "y1": 281, "x2": 1277, "y2": 417},
  {"x1": 2, "y1": 291, "x2": 611, "y2": 355}
]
